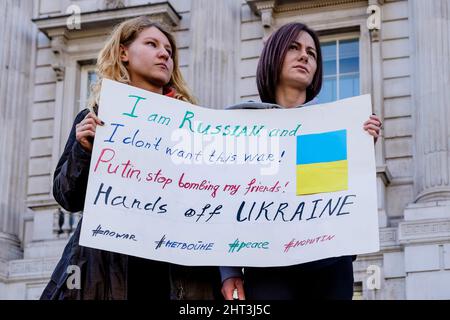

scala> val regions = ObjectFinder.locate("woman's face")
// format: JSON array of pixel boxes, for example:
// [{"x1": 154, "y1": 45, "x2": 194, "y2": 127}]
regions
[
  {"x1": 121, "y1": 26, "x2": 174, "y2": 88},
  {"x1": 278, "y1": 31, "x2": 317, "y2": 92}
]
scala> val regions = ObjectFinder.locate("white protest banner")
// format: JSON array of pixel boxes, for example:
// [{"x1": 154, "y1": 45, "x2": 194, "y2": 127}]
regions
[{"x1": 79, "y1": 79, "x2": 379, "y2": 266}]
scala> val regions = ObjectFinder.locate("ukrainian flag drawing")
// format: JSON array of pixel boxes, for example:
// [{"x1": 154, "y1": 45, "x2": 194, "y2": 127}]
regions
[{"x1": 296, "y1": 129, "x2": 348, "y2": 195}]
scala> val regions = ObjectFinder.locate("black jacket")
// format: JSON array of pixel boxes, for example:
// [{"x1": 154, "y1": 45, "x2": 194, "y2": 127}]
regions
[
  {"x1": 40, "y1": 109, "x2": 129, "y2": 299},
  {"x1": 40, "y1": 109, "x2": 221, "y2": 300}
]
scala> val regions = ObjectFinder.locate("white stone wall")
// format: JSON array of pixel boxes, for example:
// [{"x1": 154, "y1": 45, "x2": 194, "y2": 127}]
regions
[
  {"x1": 382, "y1": 0, "x2": 414, "y2": 223},
  {"x1": 0, "y1": 0, "x2": 42, "y2": 300},
  {"x1": 1, "y1": 0, "x2": 450, "y2": 300},
  {"x1": 239, "y1": 1, "x2": 262, "y2": 102}
]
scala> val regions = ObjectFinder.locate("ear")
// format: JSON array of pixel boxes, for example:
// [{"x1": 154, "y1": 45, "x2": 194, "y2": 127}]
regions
[{"x1": 120, "y1": 44, "x2": 129, "y2": 63}]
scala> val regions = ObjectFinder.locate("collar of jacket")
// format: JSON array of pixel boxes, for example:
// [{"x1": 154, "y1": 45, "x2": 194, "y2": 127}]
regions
[{"x1": 163, "y1": 86, "x2": 176, "y2": 98}]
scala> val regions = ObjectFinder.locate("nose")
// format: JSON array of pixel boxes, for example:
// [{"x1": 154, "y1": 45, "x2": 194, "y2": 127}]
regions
[
  {"x1": 158, "y1": 47, "x2": 170, "y2": 60},
  {"x1": 298, "y1": 48, "x2": 309, "y2": 63}
]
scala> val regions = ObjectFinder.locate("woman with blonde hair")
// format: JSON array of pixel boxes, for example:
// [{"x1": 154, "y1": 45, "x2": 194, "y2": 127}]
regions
[{"x1": 41, "y1": 16, "x2": 220, "y2": 300}]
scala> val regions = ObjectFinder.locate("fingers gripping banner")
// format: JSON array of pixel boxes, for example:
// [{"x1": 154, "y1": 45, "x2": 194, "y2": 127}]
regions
[{"x1": 79, "y1": 79, "x2": 380, "y2": 267}]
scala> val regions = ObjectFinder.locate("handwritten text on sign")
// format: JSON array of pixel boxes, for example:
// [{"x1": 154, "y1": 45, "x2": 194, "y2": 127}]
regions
[{"x1": 79, "y1": 79, "x2": 379, "y2": 266}]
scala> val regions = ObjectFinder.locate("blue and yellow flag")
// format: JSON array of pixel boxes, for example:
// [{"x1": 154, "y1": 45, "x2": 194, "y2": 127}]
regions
[{"x1": 296, "y1": 129, "x2": 348, "y2": 195}]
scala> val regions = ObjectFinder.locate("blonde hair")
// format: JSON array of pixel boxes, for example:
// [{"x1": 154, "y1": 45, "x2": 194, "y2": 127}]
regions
[{"x1": 88, "y1": 16, "x2": 197, "y2": 112}]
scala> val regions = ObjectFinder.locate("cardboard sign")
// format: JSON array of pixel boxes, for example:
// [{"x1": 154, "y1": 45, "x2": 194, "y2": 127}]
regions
[{"x1": 79, "y1": 79, "x2": 379, "y2": 266}]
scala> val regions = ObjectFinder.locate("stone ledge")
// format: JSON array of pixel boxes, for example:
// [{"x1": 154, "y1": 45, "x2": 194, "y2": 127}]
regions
[
  {"x1": 398, "y1": 219, "x2": 450, "y2": 245},
  {"x1": 380, "y1": 227, "x2": 398, "y2": 248},
  {"x1": 3, "y1": 258, "x2": 59, "y2": 282},
  {"x1": 377, "y1": 164, "x2": 393, "y2": 186},
  {"x1": 404, "y1": 201, "x2": 450, "y2": 221},
  {"x1": 246, "y1": 0, "x2": 367, "y2": 14},
  {"x1": 26, "y1": 197, "x2": 58, "y2": 210},
  {"x1": 33, "y1": 2, "x2": 181, "y2": 39}
]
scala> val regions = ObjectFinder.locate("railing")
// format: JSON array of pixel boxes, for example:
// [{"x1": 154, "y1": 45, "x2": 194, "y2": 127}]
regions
[{"x1": 53, "y1": 208, "x2": 82, "y2": 238}]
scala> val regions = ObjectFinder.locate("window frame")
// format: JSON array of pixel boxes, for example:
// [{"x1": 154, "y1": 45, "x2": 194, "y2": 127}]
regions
[
  {"x1": 318, "y1": 32, "x2": 361, "y2": 103},
  {"x1": 79, "y1": 64, "x2": 98, "y2": 111}
]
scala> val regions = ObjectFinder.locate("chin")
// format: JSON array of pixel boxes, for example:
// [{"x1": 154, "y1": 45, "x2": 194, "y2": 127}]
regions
[
  {"x1": 288, "y1": 80, "x2": 310, "y2": 89},
  {"x1": 149, "y1": 76, "x2": 171, "y2": 88},
  {"x1": 158, "y1": 75, "x2": 171, "y2": 86},
  {"x1": 286, "y1": 74, "x2": 311, "y2": 85}
]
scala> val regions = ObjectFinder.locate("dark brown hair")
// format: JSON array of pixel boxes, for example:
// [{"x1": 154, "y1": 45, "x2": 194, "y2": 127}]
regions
[{"x1": 256, "y1": 23, "x2": 323, "y2": 104}]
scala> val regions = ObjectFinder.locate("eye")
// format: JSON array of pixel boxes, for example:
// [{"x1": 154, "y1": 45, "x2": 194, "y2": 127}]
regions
[
  {"x1": 289, "y1": 43, "x2": 299, "y2": 50},
  {"x1": 146, "y1": 41, "x2": 157, "y2": 47},
  {"x1": 166, "y1": 48, "x2": 173, "y2": 57},
  {"x1": 308, "y1": 51, "x2": 316, "y2": 59}
]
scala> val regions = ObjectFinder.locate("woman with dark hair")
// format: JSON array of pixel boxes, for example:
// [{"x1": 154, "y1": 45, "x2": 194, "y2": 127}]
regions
[{"x1": 220, "y1": 22, "x2": 381, "y2": 300}]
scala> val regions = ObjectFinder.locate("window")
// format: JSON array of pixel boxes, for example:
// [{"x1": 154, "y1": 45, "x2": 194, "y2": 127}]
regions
[
  {"x1": 316, "y1": 37, "x2": 360, "y2": 104},
  {"x1": 79, "y1": 64, "x2": 98, "y2": 110}
]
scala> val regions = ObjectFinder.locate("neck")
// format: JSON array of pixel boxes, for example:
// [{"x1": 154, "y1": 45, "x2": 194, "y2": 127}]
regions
[
  {"x1": 130, "y1": 78, "x2": 163, "y2": 95},
  {"x1": 275, "y1": 86, "x2": 307, "y2": 108}
]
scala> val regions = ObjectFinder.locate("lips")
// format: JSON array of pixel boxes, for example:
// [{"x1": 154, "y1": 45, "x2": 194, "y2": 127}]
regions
[
  {"x1": 294, "y1": 65, "x2": 309, "y2": 73},
  {"x1": 155, "y1": 63, "x2": 168, "y2": 70}
]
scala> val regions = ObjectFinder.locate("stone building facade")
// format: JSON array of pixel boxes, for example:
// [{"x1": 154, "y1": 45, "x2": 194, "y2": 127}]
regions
[{"x1": 0, "y1": 0, "x2": 449, "y2": 299}]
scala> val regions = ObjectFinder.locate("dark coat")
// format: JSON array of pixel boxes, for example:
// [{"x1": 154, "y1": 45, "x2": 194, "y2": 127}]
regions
[
  {"x1": 40, "y1": 109, "x2": 129, "y2": 299},
  {"x1": 40, "y1": 109, "x2": 222, "y2": 300}
]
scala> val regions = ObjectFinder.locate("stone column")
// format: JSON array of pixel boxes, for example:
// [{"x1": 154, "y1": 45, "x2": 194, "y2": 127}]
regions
[
  {"x1": 399, "y1": 0, "x2": 450, "y2": 300},
  {"x1": 410, "y1": 0, "x2": 450, "y2": 202},
  {"x1": 0, "y1": 0, "x2": 34, "y2": 261},
  {"x1": 188, "y1": 0, "x2": 240, "y2": 109}
]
